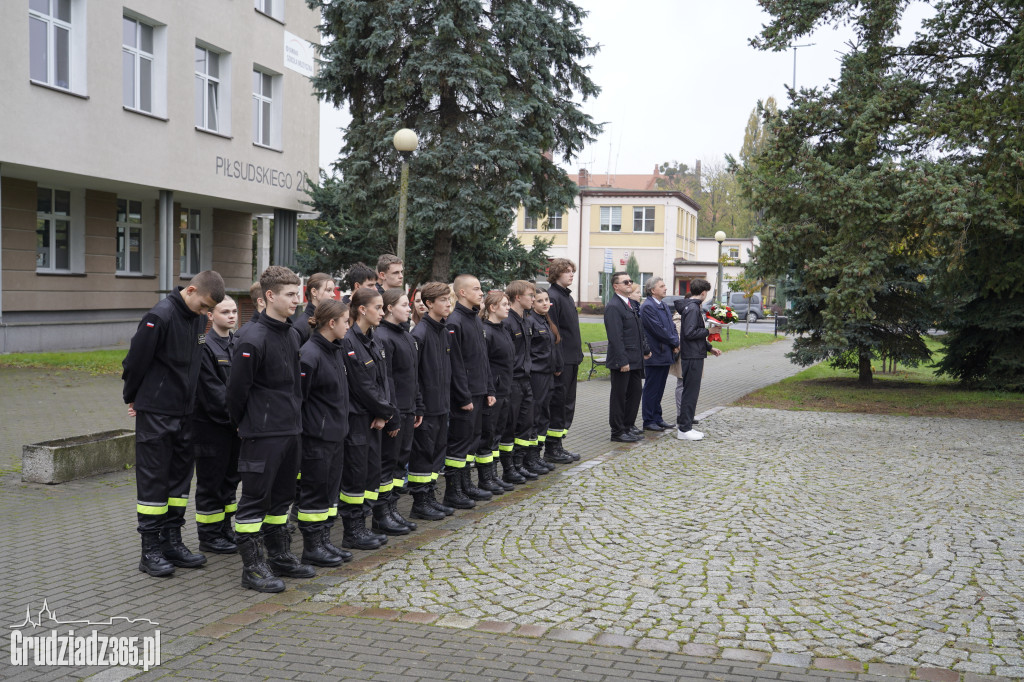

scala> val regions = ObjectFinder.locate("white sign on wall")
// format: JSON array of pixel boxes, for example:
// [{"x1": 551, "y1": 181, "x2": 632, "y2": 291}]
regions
[{"x1": 284, "y1": 31, "x2": 315, "y2": 78}]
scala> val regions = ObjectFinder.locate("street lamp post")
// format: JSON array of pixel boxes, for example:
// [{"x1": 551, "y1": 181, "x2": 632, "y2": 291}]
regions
[
  {"x1": 392, "y1": 128, "x2": 419, "y2": 264},
  {"x1": 715, "y1": 230, "x2": 727, "y2": 306},
  {"x1": 791, "y1": 43, "x2": 815, "y2": 90}
]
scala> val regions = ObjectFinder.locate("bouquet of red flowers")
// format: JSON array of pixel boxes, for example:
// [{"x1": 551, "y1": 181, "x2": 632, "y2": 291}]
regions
[{"x1": 705, "y1": 304, "x2": 737, "y2": 342}]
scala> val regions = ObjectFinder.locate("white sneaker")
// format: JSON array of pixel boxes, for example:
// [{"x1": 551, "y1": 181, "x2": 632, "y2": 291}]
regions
[{"x1": 676, "y1": 429, "x2": 704, "y2": 441}]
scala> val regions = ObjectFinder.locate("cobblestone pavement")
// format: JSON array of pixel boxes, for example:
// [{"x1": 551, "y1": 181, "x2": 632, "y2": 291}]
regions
[{"x1": 5, "y1": 339, "x2": 1016, "y2": 681}]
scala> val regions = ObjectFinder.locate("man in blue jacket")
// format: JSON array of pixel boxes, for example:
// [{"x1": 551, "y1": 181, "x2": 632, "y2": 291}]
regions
[{"x1": 639, "y1": 277, "x2": 679, "y2": 431}]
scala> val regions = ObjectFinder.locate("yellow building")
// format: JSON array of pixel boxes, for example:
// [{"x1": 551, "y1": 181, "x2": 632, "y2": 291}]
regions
[{"x1": 514, "y1": 168, "x2": 700, "y2": 303}]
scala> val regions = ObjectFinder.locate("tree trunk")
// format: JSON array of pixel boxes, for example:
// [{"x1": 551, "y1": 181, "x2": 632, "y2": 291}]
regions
[
  {"x1": 431, "y1": 228, "x2": 452, "y2": 282},
  {"x1": 858, "y1": 349, "x2": 873, "y2": 386}
]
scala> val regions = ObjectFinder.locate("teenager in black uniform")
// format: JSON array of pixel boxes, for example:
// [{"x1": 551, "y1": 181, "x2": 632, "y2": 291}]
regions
[
  {"x1": 193, "y1": 295, "x2": 241, "y2": 555},
  {"x1": 340, "y1": 287, "x2": 394, "y2": 550},
  {"x1": 228, "y1": 266, "x2": 315, "y2": 593},
  {"x1": 234, "y1": 281, "x2": 265, "y2": 345},
  {"x1": 445, "y1": 274, "x2": 496, "y2": 505},
  {"x1": 546, "y1": 258, "x2": 583, "y2": 461},
  {"x1": 375, "y1": 289, "x2": 422, "y2": 534},
  {"x1": 296, "y1": 299, "x2": 352, "y2": 567},
  {"x1": 293, "y1": 273, "x2": 336, "y2": 345},
  {"x1": 501, "y1": 280, "x2": 543, "y2": 482},
  {"x1": 528, "y1": 289, "x2": 567, "y2": 470},
  {"x1": 408, "y1": 282, "x2": 456, "y2": 520},
  {"x1": 478, "y1": 291, "x2": 515, "y2": 491},
  {"x1": 123, "y1": 270, "x2": 225, "y2": 577}
]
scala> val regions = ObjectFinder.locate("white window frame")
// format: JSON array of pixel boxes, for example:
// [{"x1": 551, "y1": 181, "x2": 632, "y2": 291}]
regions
[
  {"x1": 523, "y1": 209, "x2": 538, "y2": 231},
  {"x1": 600, "y1": 206, "x2": 622, "y2": 232},
  {"x1": 29, "y1": 0, "x2": 86, "y2": 94},
  {"x1": 547, "y1": 212, "x2": 563, "y2": 231},
  {"x1": 195, "y1": 44, "x2": 231, "y2": 135},
  {"x1": 252, "y1": 67, "x2": 282, "y2": 149},
  {"x1": 639, "y1": 272, "x2": 654, "y2": 294},
  {"x1": 633, "y1": 206, "x2": 655, "y2": 232},
  {"x1": 726, "y1": 246, "x2": 740, "y2": 263},
  {"x1": 36, "y1": 187, "x2": 72, "y2": 273},
  {"x1": 122, "y1": 16, "x2": 154, "y2": 113},
  {"x1": 179, "y1": 208, "x2": 202, "y2": 277},
  {"x1": 116, "y1": 199, "x2": 145, "y2": 275},
  {"x1": 254, "y1": 0, "x2": 284, "y2": 22}
]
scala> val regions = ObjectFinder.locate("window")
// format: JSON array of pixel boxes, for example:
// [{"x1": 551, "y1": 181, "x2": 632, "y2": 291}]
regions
[
  {"x1": 29, "y1": 0, "x2": 72, "y2": 90},
  {"x1": 633, "y1": 206, "x2": 655, "y2": 232},
  {"x1": 116, "y1": 199, "x2": 144, "y2": 275},
  {"x1": 179, "y1": 208, "x2": 201, "y2": 277},
  {"x1": 254, "y1": 0, "x2": 284, "y2": 21},
  {"x1": 639, "y1": 272, "x2": 654, "y2": 293},
  {"x1": 195, "y1": 46, "x2": 221, "y2": 132},
  {"x1": 252, "y1": 69, "x2": 274, "y2": 146},
  {"x1": 524, "y1": 210, "x2": 538, "y2": 231},
  {"x1": 600, "y1": 206, "x2": 622, "y2": 232},
  {"x1": 548, "y1": 212, "x2": 563, "y2": 231},
  {"x1": 726, "y1": 246, "x2": 740, "y2": 263},
  {"x1": 122, "y1": 16, "x2": 154, "y2": 113},
  {"x1": 255, "y1": 0, "x2": 273, "y2": 14},
  {"x1": 36, "y1": 187, "x2": 71, "y2": 272}
]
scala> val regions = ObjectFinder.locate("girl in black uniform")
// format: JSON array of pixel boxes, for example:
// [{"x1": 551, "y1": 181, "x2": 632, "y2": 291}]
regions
[
  {"x1": 297, "y1": 299, "x2": 351, "y2": 567},
  {"x1": 478, "y1": 291, "x2": 517, "y2": 490},
  {"x1": 340, "y1": 288, "x2": 394, "y2": 550},
  {"x1": 374, "y1": 289, "x2": 422, "y2": 535},
  {"x1": 528, "y1": 289, "x2": 565, "y2": 471}
]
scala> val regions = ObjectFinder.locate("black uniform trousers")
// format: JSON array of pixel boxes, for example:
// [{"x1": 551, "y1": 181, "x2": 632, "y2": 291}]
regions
[
  {"x1": 341, "y1": 416, "x2": 381, "y2": 512},
  {"x1": 502, "y1": 378, "x2": 534, "y2": 449},
  {"x1": 609, "y1": 368, "x2": 643, "y2": 435},
  {"x1": 135, "y1": 411, "x2": 196, "y2": 534},
  {"x1": 548, "y1": 364, "x2": 579, "y2": 437},
  {"x1": 447, "y1": 395, "x2": 484, "y2": 469},
  {"x1": 193, "y1": 423, "x2": 241, "y2": 528},
  {"x1": 477, "y1": 396, "x2": 509, "y2": 463},
  {"x1": 409, "y1": 414, "x2": 448, "y2": 489},
  {"x1": 298, "y1": 436, "x2": 342, "y2": 523},
  {"x1": 234, "y1": 434, "x2": 301, "y2": 534},
  {"x1": 676, "y1": 358, "x2": 705, "y2": 432},
  {"x1": 529, "y1": 372, "x2": 553, "y2": 444},
  {"x1": 381, "y1": 412, "x2": 415, "y2": 491}
]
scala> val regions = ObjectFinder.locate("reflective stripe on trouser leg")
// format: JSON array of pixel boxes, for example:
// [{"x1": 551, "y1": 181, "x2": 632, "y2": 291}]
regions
[
  {"x1": 297, "y1": 508, "x2": 330, "y2": 523},
  {"x1": 195, "y1": 508, "x2": 225, "y2": 524}
]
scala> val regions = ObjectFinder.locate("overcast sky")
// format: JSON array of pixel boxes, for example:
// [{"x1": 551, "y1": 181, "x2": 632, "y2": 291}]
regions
[{"x1": 317, "y1": 1, "x2": 932, "y2": 176}]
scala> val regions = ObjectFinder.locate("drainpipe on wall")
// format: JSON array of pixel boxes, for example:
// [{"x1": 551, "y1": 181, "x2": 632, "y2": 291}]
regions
[{"x1": 158, "y1": 190, "x2": 174, "y2": 300}]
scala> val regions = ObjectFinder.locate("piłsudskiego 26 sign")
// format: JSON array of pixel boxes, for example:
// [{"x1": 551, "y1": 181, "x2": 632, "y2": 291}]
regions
[{"x1": 216, "y1": 156, "x2": 309, "y2": 193}]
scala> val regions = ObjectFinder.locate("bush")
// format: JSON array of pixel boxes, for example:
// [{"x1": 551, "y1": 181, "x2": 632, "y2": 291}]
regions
[{"x1": 580, "y1": 301, "x2": 605, "y2": 314}]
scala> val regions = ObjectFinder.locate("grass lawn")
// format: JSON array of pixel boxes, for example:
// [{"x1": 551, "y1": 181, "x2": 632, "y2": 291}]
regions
[
  {"x1": 0, "y1": 349, "x2": 128, "y2": 375},
  {"x1": 737, "y1": 337, "x2": 1024, "y2": 421},
  {"x1": 577, "y1": 321, "x2": 785, "y2": 381}
]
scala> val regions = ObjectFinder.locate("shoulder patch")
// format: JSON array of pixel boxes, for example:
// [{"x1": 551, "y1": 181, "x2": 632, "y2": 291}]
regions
[
  {"x1": 145, "y1": 321, "x2": 156, "y2": 328},
  {"x1": 347, "y1": 351, "x2": 356, "y2": 357},
  {"x1": 241, "y1": 352, "x2": 251, "y2": 358},
  {"x1": 198, "y1": 333, "x2": 206, "y2": 345}
]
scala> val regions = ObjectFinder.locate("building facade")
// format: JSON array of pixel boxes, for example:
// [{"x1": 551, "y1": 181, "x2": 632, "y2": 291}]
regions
[
  {"x1": 0, "y1": 0, "x2": 320, "y2": 352},
  {"x1": 515, "y1": 169, "x2": 700, "y2": 303}
]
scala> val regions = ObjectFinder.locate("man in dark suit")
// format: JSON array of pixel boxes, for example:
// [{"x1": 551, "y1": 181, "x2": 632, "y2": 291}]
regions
[
  {"x1": 639, "y1": 276, "x2": 679, "y2": 431},
  {"x1": 603, "y1": 272, "x2": 651, "y2": 442}
]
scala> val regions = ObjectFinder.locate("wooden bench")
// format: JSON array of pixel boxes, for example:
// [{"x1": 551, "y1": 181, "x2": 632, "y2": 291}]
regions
[{"x1": 586, "y1": 340, "x2": 609, "y2": 379}]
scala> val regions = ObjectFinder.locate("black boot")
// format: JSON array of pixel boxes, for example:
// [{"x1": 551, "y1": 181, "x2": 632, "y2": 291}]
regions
[
  {"x1": 300, "y1": 522, "x2": 343, "y2": 567},
  {"x1": 544, "y1": 438, "x2": 573, "y2": 465},
  {"x1": 363, "y1": 502, "x2": 389, "y2": 544},
  {"x1": 427, "y1": 482, "x2": 455, "y2": 515},
  {"x1": 321, "y1": 519, "x2": 352, "y2": 562},
  {"x1": 410, "y1": 487, "x2": 446, "y2": 520},
  {"x1": 537, "y1": 444, "x2": 556, "y2": 471},
  {"x1": 238, "y1": 533, "x2": 285, "y2": 593},
  {"x1": 514, "y1": 449, "x2": 538, "y2": 480},
  {"x1": 442, "y1": 469, "x2": 475, "y2": 509},
  {"x1": 139, "y1": 532, "x2": 175, "y2": 577},
  {"x1": 476, "y1": 461, "x2": 505, "y2": 495},
  {"x1": 524, "y1": 447, "x2": 551, "y2": 476},
  {"x1": 388, "y1": 491, "x2": 417, "y2": 530},
  {"x1": 341, "y1": 510, "x2": 382, "y2": 550},
  {"x1": 198, "y1": 521, "x2": 237, "y2": 554},
  {"x1": 461, "y1": 466, "x2": 492, "y2": 501},
  {"x1": 557, "y1": 438, "x2": 581, "y2": 461},
  {"x1": 372, "y1": 499, "x2": 410, "y2": 536},
  {"x1": 160, "y1": 526, "x2": 207, "y2": 568},
  {"x1": 264, "y1": 525, "x2": 316, "y2": 578},
  {"x1": 500, "y1": 452, "x2": 526, "y2": 485}
]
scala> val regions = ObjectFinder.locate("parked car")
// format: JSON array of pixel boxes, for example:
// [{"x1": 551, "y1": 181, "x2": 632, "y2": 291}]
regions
[{"x1": 728, "y1": 292, "x2": 763, "y2": 321}]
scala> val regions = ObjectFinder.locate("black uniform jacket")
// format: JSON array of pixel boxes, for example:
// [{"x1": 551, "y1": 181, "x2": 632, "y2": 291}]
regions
[
  {"x1": 293, "y1": 301, "x2": 315, "y2": 345},
  {"x1": 376, "y1": 320, "x2": 423, "y2": 418},
  {"x1": 503, "y1": 308, "x2": 533, "y2": 380},
  {"x1": 447, "y1": 302, "x2": 494, "y2": 403},
  {"x1": 548, "y1": 283, "x2": 583, "y2": 365},
  {"x1": 122, "y1": 288, "x2": 205, "y2": 416},
  {"x1": 234, "y1": 310, "x2": 260, "y2": 345},
  {"x1": 527, "y1": 314, "x2": 563, "y2": 375},
  {"x1": 193, "y1": 331, "x2": 233, "y2": 437},
  {"x1": 411, "y1": 314, "x2": 453, "y2": 416},
  {"x1": 675, "y1": 297, "x2": 714, "y2": 359},
  {"x1": 341, "y1": 324, "x2": 393, "y2": 421},
  {"x1": 483, "y1": 319, "x2": 515, "y2": 398},
  {"x1": 604, "y1": 296, "x2": 650, "y2": 370},
  {"x1": 299, "y1": 332, "x2": 350, "y2": 443},
  {"x1": 227, "y1": 314, "x2": 303, "y2": 438}
]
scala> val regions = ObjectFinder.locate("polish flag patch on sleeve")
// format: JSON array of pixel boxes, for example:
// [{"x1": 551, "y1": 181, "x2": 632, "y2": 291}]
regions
[
  {"x1": 145, "y1": 322, "x2": 155, "y2": 328},
  {"x1": 347, "y1": 351, "x2": 356, "y2": 357},
  {"x1": 241, "y1": 352, "x2": 251, "y2": 358}
]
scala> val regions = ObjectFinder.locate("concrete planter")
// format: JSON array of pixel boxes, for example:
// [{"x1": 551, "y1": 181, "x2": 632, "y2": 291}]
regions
[{"x1": 22, "y1": 429, "x2": 135, "y2": 484}]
